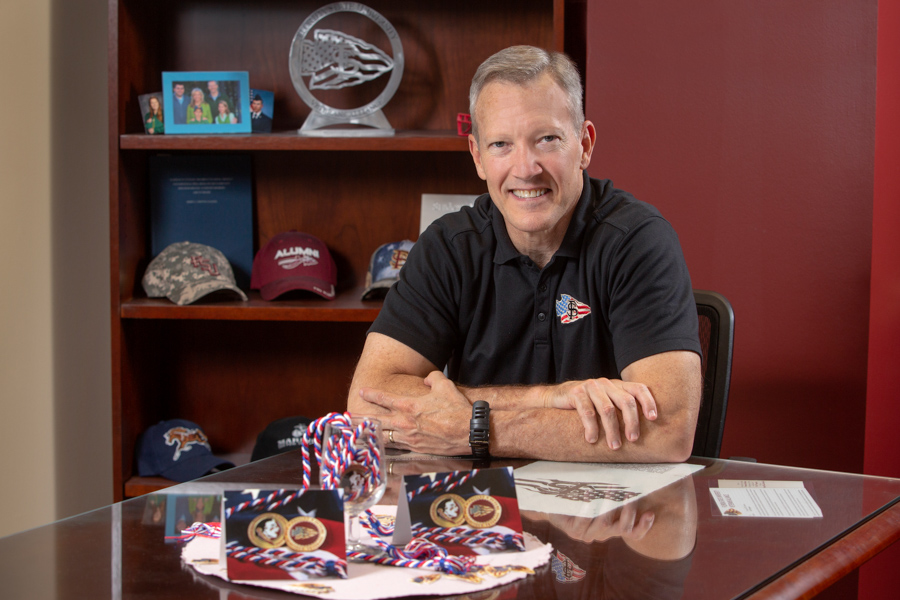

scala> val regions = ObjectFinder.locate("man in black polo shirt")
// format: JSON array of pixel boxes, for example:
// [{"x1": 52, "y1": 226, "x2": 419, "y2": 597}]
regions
[{"x1": 348, "y1": 45, "x2": 702, "y2": 463}]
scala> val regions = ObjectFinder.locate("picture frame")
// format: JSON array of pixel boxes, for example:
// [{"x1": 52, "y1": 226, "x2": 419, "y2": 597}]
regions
[
  {"x1": 249, "y1": 88, "x2": 275, "y2": 133},
  {"x1": 138, "y1": 92, "x2": 165, "y2": 134},
  {"x1": 163, "y1": 71, "x2": 251, "y2": 134}
]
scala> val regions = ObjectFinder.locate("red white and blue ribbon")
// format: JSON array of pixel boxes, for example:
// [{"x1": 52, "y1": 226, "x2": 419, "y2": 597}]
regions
[
  {"x1": 225, "y1": 540, "x2": 348, "y2": 578},
  {"x1": 406, "y1": 469, "x2": 479, "y2": 501},
  {"x1": 411, "y1": 525, "x2": 525, "y2": 552},
  {"x1": 167, "y1": 521, "x2": 222, "y2": 542},
  {"x1": 184, "y1": 413, "x2": 526, "y2": 577}
]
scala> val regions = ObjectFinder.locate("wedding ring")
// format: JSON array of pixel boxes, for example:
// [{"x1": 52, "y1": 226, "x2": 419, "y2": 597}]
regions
[{"x1": 388, "y1": 429, "x2": 395, "y2": 444}]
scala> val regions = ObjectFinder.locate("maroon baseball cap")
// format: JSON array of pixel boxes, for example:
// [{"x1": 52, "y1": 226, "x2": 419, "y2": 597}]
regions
[{"x1": 251, "y1": 231, "x2": 337, "y2": 300}]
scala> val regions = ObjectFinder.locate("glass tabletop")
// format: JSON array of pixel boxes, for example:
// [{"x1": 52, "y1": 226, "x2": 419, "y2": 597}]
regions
[{"x1": 1, "y1": 453, "x2": 898, "y2": 599}]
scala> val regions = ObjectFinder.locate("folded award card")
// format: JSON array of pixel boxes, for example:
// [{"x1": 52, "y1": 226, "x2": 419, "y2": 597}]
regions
[
  {"x1": 223, "y1": 489, "x2": 348, "y2": 581},
  {"x1": 396, "y1": 466, "x2": 525, "y2": 556}
]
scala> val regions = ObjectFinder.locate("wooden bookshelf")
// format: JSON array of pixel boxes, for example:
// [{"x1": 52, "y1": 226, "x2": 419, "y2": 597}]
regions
[{"x1": 109, "y1": 0, "x2": 579, "y2": 499}]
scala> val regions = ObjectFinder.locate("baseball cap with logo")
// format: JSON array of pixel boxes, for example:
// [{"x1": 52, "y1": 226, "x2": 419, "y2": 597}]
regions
[
  {"x1": 250, "y1": 416, "x2": 313, "y2": 462},
  {"x1": 136, "y1": 419, "x2": 235, "y2": 483},
  {"x1": 142, "y1": 242, "x2": 248, "y2": 306},
  {"x1": 362, "y1": 240, "x2": 415, "y2": 300},
  {"x1": 251, "y1": 231, "x2": 337, "y2": 300}
]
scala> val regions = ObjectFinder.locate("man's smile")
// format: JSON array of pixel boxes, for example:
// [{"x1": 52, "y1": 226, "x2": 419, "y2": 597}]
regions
[{"x1": 512, "y1": 188, "x2": 550, "y2": 198}]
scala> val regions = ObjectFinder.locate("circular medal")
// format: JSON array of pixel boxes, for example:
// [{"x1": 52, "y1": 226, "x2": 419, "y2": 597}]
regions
[
  {"x1": 464, "y1": 495, "x2": 502, "y2": 529},
  {"x1": 429, "y1": 493, "x2": 466, "y2": 528},
  {"x1": 285, "y1": 516, "x2": 327, "y2": 552},
  {"x1": 248, "y1": 513, "x2": 288, "y2": 548}
]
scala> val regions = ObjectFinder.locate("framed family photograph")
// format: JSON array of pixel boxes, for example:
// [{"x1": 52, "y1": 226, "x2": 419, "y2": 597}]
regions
[{"x1": 163, "y1": 71, "x2": 251, "y2": 134}]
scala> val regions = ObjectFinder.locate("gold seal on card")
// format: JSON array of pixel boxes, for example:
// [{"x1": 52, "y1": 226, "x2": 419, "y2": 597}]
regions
[
  {"x1": 430, "y1": 493, "x2": 467, "y2": 528},
  {"x1": 464, "y1": 495, "x2": 502, "y2": 529},
  {"x1": 248, "y1": 512, "x2": 288, "y2": 548},
  {"x1": 285, "y1": 516, "x2": 327, "y2": 552}
]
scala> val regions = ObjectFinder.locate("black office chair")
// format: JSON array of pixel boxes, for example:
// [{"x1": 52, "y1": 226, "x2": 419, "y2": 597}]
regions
[{"x1": 690, "y1": 289, "x2": 735, "y2": 458}]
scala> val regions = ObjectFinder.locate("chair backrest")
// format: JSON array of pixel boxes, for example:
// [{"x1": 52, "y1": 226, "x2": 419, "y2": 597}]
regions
[{"x1": 691, "y1": 289, "x2": 735, "y2": 458}]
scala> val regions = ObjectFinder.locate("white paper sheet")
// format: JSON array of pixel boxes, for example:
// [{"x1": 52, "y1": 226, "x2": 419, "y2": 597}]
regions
[
  {"x1": 710, "y1": 486, "x2": 823, "y2": 518},
  {"x1": 513, "y1": 461, "x2": 704, "y2": 519}
]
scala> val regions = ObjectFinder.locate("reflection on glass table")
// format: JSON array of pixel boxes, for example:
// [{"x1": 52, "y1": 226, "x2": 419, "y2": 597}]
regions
[{"x1": 0, "y1": 453, "x2": 898, "y2": 599}]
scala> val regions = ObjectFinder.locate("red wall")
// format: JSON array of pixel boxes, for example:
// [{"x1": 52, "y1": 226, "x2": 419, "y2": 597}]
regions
[
  {"x1": 865, "y1": 0, "x2": 900, "y2": 486},
  {"x1": 584, "y1": 0, "x2": 877, "y2": 474},
  {"x1": 859, "y1": 0, "x2": 900, "y2": 596}
]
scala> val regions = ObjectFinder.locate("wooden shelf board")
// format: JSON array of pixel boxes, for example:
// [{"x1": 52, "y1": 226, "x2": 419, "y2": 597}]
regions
[
  {"x1": 121, "y1": 288, "x2": 383, "y2": 322},
  {"x1": 120, "y1": 130, "x2": 469, "y2": 152},
  {"x1": 124, "y1": 476, "x2": 180, "y2": 498},
  {"x1": 123, "y1": 452, "x2": 254, "y2": 498}
]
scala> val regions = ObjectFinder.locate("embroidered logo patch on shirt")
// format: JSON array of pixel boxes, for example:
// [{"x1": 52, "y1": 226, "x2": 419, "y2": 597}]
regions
[{"x1": 556, "y1": 294, "x2": 591, "y2": 324}]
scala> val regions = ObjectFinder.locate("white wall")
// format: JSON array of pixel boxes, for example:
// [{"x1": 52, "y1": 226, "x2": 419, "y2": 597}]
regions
[
  {"x1": 0, "y1": 0, "x2": 55, "y2": 539},
  {"x1": 0, "y1": 0, "x2": 111, "y2": 538}
]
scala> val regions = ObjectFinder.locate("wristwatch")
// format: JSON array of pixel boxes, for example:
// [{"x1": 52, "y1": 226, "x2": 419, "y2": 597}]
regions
[{"x1": 469, "y1": 400, "x2": 490, "y2": 458}]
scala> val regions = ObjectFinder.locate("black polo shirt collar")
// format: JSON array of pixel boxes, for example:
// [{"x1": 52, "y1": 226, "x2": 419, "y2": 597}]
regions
[{"x1": 490, "y1": 171, "x2": 595, "y2": 266}]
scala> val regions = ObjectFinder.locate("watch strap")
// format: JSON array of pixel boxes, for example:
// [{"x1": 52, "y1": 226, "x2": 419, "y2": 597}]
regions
[{"x1": 469, "y1": 400, "x2": 490, "y2": 457}]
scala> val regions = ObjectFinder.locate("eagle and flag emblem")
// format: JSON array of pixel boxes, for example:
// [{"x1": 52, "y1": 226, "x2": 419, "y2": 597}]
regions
[
  {"x1": 551, "y1": 549, "x2": 587, "y2": 583},
  {"x1": 556, "y1": 294, "x2": 591, "y2": 324}
]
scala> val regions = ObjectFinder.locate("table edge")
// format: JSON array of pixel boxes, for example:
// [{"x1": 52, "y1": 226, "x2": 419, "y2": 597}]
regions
[{"x1": 743, "y1": 498, "x2": 900, "y2": 600}]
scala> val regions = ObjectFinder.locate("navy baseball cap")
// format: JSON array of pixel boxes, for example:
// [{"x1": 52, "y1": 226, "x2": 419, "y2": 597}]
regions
[{"x1": 136, "y1": 419, "x2": 235, "y2": 482}]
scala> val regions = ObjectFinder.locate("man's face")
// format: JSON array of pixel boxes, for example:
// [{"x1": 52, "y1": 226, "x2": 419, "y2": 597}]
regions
[
  {"x1": 208, "y1": 81, "x2": 219, "y2": 94},
  {"x1": 251, "y1": 99, "x2": 263, "y2": 113},
  {"x1": 468, "y1": 74, "x2": 594, "y2": 251},
  {"x1": 174, "y1": 84, "x2": 184, "y2": 98}
]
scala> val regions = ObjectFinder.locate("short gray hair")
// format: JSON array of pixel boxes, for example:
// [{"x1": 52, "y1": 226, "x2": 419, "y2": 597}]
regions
[{"x1": 468, "y1": 45, "x2": 584, "y2": 140}]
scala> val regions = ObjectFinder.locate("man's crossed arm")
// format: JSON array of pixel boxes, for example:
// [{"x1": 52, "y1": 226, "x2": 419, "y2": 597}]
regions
[{"x1": 347, "y1": 332, "x2": 702, "y2": 463}]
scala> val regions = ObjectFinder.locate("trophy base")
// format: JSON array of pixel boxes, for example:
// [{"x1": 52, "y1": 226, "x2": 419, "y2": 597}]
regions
[
  {"x1": 298, "y1": 109, "x2": 396, "y2": 137},
  {"x1": 298, "y1": 128, "x2": 396, "y2": 138}
]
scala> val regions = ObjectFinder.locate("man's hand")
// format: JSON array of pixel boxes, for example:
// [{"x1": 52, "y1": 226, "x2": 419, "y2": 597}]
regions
[
  {"x1": 357, "y1": 371, "x2": 472, "y2": 456},
  {"x1": 349, "y1": 332, "x2": 700, "y2": 463},
  {"x1": 541, "y1": 379, "x2": 659, "y2": 449},
  {"x1": 522, "y1": 505, "x2": 656, "y2": 545}
]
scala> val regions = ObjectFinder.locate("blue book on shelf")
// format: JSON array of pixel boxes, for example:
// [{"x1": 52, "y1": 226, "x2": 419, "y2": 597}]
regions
[{"x1": 149, "y1": 154, "x2": 253, "y2": 289}]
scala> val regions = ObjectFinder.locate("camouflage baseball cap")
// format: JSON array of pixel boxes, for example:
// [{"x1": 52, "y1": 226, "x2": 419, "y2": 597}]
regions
[{"x1": 142, "y1": 241, "x2": 249, "y2": 305}]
